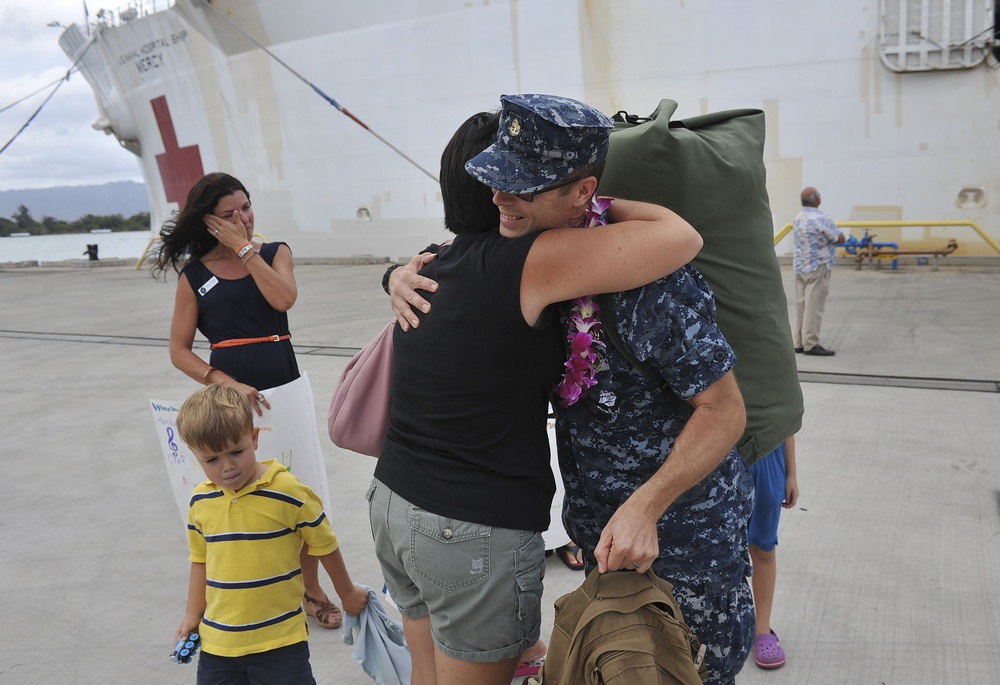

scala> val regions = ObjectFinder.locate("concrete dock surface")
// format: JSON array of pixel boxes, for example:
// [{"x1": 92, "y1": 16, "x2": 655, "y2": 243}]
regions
[{"x1": 1, "y1": 259, "x2": 998, "y2": 684}]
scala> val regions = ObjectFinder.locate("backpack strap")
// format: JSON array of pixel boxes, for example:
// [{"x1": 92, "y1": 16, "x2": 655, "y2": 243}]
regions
[{"x1": 596, "y1": 293, "x2": 668, "y2": 391}]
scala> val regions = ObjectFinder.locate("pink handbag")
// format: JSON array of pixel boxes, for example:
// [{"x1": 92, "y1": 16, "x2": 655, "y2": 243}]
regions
[{"x1": 328, "y1": 322, "x2": 394, "y2": 456}]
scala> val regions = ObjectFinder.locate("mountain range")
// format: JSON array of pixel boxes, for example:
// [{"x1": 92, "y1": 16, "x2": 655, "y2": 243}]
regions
[{"x1": 0, "y1": 181, "x2": 150, "y2": 222}]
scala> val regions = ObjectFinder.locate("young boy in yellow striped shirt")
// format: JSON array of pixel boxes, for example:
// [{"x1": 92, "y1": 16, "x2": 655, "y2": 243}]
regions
[{"x1": 173, "y1": 384, "x2": 368, "y2": 683}]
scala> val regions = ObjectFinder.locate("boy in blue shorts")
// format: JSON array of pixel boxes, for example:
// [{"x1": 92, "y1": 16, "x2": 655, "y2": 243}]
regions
[
  {"x1": 748, "y1": 435, "x2": 799, "y2": 669},
  {"x1": 172, "y1": 384, "x2": 368, "y2": 684}
]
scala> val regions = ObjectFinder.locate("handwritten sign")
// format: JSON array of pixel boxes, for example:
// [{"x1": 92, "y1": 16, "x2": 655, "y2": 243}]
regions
[{"x1": 150, "y1": 373, "x2": 332, "y2": 527}]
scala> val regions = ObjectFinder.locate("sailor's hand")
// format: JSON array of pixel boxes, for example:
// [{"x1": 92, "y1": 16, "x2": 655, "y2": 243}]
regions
[{"x1": 594, "y1": 498, "x2": 659, "y2": 574}]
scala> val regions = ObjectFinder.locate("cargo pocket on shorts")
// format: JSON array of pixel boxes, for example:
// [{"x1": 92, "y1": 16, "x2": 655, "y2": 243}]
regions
[
  {"x1": 408, "y1": 506, "x2": 491, "y2": 591},
  {"x1": 514, "y1": 532, "x2": 544, "y2": 622}
]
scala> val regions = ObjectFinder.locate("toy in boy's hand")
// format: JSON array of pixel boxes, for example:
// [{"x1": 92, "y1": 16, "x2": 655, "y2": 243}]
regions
[{"x1": 169, "y1": 633, "x2": 200, "y2": 664}]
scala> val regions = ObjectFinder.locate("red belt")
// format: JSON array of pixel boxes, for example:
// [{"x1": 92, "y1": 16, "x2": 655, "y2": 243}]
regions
[{"x1": 211, "y1": 334, "x2": 291, "y2": 350}]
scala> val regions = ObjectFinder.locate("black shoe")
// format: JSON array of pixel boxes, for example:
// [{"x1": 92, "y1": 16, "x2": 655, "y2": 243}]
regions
[
  {"x1": 794, "y1": 347, "x2": 804, "y2": 354},
  {"x1": 803, "y1": 345, "x2": 835, "y2": 356}
]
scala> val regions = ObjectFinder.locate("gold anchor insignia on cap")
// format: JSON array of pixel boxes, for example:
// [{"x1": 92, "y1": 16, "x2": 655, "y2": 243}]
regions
[{"x1": 509, "y1": 117, "x2": 522, "y2": 137}]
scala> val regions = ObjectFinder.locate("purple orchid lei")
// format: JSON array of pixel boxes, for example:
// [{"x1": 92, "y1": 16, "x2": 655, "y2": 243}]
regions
[{"x1": 555, "y1": 196, "x2": 613, "y2": 408}]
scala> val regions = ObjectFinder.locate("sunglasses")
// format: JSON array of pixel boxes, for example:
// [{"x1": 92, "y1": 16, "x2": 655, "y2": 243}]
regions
[{"x1": 512, "y1": 176, "x2": 584, "y2": 202}]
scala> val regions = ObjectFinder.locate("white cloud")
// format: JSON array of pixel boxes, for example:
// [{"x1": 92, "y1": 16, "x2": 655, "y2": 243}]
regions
[{"x1": 0, "y1": 0, "x2": 143, "y2": 191}]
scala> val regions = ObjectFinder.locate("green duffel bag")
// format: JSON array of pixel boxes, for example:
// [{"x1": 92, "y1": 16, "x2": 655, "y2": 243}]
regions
[{"x1": 600, "y1": 99, "x2": 802, "y2": 465}]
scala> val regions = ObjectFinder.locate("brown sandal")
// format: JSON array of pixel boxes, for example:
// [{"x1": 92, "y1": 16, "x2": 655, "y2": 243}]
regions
[{"x1": 303, "y1": 594, "x2": 343, "y2": 629}]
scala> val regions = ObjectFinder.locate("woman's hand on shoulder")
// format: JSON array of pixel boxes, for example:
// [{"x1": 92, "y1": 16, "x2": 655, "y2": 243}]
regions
[{"x1": 389, "y1": 253, "x2": 438, "y2": 331}]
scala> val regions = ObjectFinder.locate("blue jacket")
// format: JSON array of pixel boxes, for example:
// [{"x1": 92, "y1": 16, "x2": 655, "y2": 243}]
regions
[{"x1": 342, "y1": 586, "x2": 411, "y2": 685}]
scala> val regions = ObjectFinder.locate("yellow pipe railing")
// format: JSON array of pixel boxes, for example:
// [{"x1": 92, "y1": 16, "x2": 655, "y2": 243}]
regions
[
  {"x1": 133, "y1": 232, "x2": 269, "y2": 269},
  {"x1": 774, "y1": 220, "x2": 1000, "y2": 255}
]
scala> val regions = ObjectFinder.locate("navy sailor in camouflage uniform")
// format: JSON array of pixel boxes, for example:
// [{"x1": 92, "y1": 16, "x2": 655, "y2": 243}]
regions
[
  {"x1": 389, "y1": 93, "x2": 755, "y2": 684},
  {"x1": 551, "y1": 267, "x2": 756, "y2": 685}
]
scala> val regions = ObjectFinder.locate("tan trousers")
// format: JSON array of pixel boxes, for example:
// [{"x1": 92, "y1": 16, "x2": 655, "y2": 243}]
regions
[{"x1": 794, "y1": 264, "x2": 832, "y2": 351}]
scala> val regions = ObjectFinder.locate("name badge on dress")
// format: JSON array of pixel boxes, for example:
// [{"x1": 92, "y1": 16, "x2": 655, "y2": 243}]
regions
[{"x1": 197, "y1": 276, "x2": 219, "y2": 297}]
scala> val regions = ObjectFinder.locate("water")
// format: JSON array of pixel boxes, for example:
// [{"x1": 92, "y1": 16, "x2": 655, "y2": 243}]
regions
[{"x1": 0, "y1": 231, "x2": 155, "y2": 264}]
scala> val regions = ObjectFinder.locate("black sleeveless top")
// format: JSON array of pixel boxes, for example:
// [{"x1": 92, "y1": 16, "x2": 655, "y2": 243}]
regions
[
  {"x1": 375, "y1": 231, "x2": 564, "y2": 532},
  {"x1": 181, "y1": 242, "x2": 299, "y2": 390}
]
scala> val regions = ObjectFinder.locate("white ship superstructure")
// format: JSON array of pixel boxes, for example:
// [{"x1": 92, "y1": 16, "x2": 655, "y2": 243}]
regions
[{"x1": 60, "y1": 0, "x2": 1000, "y2": 258}]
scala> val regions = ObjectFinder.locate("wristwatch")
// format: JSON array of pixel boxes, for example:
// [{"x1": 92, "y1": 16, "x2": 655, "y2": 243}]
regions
[{"x1": 382, "y1": 263, "x2": 404, "y2": 294}]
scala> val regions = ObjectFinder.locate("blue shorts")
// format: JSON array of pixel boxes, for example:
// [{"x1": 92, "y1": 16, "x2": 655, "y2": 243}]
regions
[
  {"x1": 366, "y1": 478, "x2": 545, "y2": 662},
  {"x1": 747, "y1": 443, "x2": 786, "y2": 551}
]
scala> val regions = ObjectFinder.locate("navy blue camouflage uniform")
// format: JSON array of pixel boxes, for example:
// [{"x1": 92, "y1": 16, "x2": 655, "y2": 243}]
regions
[{"x1": 555, "y1": 264, "x2": 756, "y2": 685}]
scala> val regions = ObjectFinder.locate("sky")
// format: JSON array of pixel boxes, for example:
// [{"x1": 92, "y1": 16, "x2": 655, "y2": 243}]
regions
[{"x1": 0, "y1": 0, "x2": 144, "y2": 191}]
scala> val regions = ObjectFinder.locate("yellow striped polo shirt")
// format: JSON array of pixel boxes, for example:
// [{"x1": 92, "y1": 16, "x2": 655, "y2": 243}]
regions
[{"x1": 187, "y1": 459, "x2": 338, "y2": 657}]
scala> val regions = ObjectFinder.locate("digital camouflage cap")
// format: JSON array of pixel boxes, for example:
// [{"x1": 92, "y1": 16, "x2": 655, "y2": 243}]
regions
[{"x1": 465, "y1": 94, "x2": 614, "y2": 195}]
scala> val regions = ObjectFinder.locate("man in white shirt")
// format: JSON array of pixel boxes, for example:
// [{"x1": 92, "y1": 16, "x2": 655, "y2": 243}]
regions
[{"x1": 792, "y1": 187, "x2": 845, "y2": 356}]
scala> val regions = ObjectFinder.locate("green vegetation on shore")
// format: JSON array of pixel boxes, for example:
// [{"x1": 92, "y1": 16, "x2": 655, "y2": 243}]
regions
[{"x1": 1, "y1": 204, "x2": 150, "y2": 237}]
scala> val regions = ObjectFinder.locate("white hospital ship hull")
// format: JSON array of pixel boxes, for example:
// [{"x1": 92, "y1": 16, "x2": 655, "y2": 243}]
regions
[{"x1": 61, "y1": 0, "x2": 1000, "y2": 259}]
